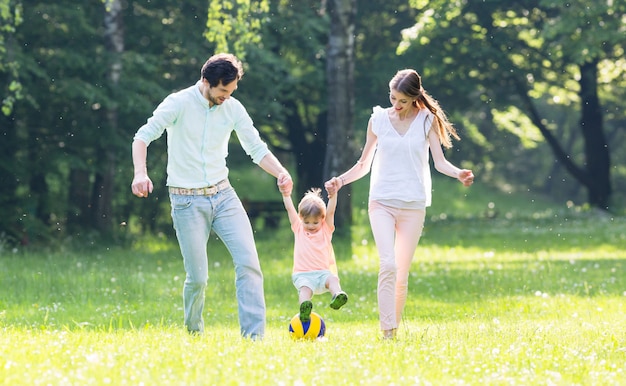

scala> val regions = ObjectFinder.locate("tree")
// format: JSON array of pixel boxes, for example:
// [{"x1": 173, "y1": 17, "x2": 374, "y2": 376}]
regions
[
  {"x1": 323, "y1": 0, "x2": 356, "y2": 230},
  {"x1": 0, "y1": 0, "x2": 22, "y2": 242},
  {"x1": 399, "y1": 0, "x2": 625, "y2": 210},
  {"x1": 206, "y1": 0, "x2": 420, "y2": 227},
  {"x1": 5, "y1": 0, "x2": 220, "y2": 243},
  {"x1": 10, "y1": 1, "x2": 109, "y2": 243},
  {"x1": 239, "y1": 1, "x2": 329, "y2": 199},
  {"x1": 533, "y1": 0, "x2": 622, "y2": 210},
  {"x1": 205, "y1": 0, "x2": 268, "y2": 60},
  {"x1": 92, "y1": 0, "x2": 124, "y2": 233},
  {"x1": 0, "y1": 0, "x2": 21, "y2": 116},
  {"x1": 203, "y1": 0, "x2": 328, "y2": 203}
]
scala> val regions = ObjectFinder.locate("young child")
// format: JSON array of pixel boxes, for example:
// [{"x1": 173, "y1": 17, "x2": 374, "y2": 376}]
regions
[{"x1": 280, "y1": 182, "x2": 348, "y2": 322}]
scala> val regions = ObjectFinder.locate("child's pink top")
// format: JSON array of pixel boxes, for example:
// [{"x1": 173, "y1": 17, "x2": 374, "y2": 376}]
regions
[{"x1": 292, "y1": 220, "x2": 336, "y2": 273}]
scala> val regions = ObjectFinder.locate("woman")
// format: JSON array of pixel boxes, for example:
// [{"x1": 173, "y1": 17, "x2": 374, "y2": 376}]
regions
[{"x1": 325, "y1": 69, "x2": 474, "y2": 339}]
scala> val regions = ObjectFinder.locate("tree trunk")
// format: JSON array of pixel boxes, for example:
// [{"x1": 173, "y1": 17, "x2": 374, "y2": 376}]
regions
[
  {"x1": 323, "y1": 0, "x2": 356, "y2": 233},
  {"x1": 513, "y1": 60, "x2": 612, "y2": 211},
  {"x1": 578, "y1": 59, "x2": 611, "y2": 209},
  {"x1": 0, "y1": 10, "x2": 24, "y2": 242},
  {"x1": 67, "y1": 168, "x2": 92, "y2": 232},
  {"x1": 0, "y1": 112, "x2": 21, "y2": 242},
  {"x1": 93, "y1": 0, "x2": 124, "y2": 233}
]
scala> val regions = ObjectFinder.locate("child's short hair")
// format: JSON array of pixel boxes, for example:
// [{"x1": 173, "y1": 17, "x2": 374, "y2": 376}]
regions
[{"x1": 298, "y1": 188, "x2": 326, "y2": 218}]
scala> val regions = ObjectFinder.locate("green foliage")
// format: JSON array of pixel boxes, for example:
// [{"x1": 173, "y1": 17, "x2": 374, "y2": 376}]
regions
[
  {"x1": 1, "y1": 0, "x2": 221, "y2": 242},
  {"x1": 205, "y1": 0, "x2": 269, "y2": 59},
  {"x1": 538, "y1": 0, "x2": 625, "y2": 63},
  {"x1": 353, "y1": 1, "x2": 419, "y2": 127},
  {"x1": 491, "y1": 106, "x2": 543, "y2": 149},
  {"x1": 2, "y1": 0, "x2": 625, "y2": 243},
  {"x1": 219, "y1": 1, "x2": 332, "y2": 196},
  {"x1": 0, "y1": 0, "x2": 23, "y2": 116},
  {"x1": 398, "y1": 0, "x2": 626, "y2": 209}
]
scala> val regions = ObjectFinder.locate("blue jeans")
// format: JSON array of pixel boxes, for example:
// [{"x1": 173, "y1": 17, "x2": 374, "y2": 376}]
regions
[{"x1": 170, "y1": 187, "x2": 265, "y2": 339}]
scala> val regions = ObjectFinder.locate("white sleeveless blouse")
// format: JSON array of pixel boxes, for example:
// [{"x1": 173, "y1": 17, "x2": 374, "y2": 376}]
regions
[{"x1": 369, "y1": 105, "x2": 433, "y2": 209}]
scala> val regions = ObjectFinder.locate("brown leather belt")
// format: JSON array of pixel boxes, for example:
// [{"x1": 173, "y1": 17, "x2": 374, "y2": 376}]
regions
[{"x1": 168, "y1": 179, "x2": 231, "y2": 196}]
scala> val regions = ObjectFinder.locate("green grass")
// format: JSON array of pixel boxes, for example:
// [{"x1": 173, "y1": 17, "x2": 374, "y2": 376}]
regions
[{"x1": 1, "y1": 177, "x2": 626, "y2": 385}]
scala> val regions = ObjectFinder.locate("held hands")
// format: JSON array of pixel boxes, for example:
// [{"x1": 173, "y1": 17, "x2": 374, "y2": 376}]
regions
[
  {"x1": 458, "y1": 169, "x2": 475, "y2": 187},
  {"x1": 277, "y1": 172, "x2": 293, "y2": 196},
  {"x1": 131, "y1": 173, "x2": 154, "y2": 198},
  {"x1": 324, "y1": 177, "x2": 342, "y2": 197}
]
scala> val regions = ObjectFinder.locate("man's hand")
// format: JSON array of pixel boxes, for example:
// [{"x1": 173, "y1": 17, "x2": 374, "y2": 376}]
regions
[
  {"x1": 131, "y1": 173, "x2": 154, "y2": 198},
  {"x1": 277, "y1": 172, "x2": 293, "y2": 196}
]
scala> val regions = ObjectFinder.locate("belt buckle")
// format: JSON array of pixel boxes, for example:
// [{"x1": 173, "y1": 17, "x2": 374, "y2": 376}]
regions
[{"x1": 205, "y1": 186, "x2": 218, "y2": 195}]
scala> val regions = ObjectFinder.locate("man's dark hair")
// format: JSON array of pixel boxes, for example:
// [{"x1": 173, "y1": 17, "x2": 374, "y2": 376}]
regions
[{"x1": 201, "y1": 53, "x2": 244, "y2": 87}]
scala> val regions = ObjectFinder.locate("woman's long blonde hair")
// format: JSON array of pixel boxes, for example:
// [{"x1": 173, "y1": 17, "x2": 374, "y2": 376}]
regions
[{"x1": 389, "y1": 69, "x2": 460, "y2": 149}]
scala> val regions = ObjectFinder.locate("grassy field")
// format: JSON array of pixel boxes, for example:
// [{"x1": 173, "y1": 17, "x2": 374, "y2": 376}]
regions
[{"x1": 1, "y1": 177, "x2": 625, "y2": 385}]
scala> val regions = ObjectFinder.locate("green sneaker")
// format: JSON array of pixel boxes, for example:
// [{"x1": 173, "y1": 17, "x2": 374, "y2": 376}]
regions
[
  {"x1": 299, "y1": 300, "x2": 313, "y2": 323},
  {"x1": 330, "y1": 292, "x2": 348, "y2": 310}
]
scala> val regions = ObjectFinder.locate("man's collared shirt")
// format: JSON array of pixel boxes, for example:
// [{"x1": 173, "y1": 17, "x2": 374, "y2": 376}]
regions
[{"x1": 134, "y1": 81, "x2": 270, "y2": 188}]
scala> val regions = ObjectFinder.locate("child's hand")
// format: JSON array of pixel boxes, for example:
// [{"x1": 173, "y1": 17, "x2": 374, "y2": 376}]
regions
[
  {"x1": 277, "y1": 172, "x2": 293, "y2": 196},
  {"x1": 458, "y1": 169, "x2": 474, "y2": 187},
  {"x1": 324, "y1": 177, "x2": 341, "y2": 197}
]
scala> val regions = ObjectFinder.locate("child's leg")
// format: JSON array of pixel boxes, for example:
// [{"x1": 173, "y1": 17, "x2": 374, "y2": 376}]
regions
[
  {"x1": 298, "y1": 286, "x2": 313, "y2": 303},
  {"x1": 326, "y1": 275, "x2": 342, "y2": 294},
  {"x1": 298, "y1": 286, "x2": 313, "y2": 322},
  {"x1": 327, "y1": 276, "x2": 348, "y2": 310}
]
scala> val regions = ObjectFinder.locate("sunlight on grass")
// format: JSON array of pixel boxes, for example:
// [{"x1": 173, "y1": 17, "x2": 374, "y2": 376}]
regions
[
  {"x1": 131, "y1": 234, "x2": 180, "y2": 254},
  {"x1": 1, "y1": 179, "x2": 626, "y2": 385},
  {"x1": 2, "y1": 316, "x2": 624, "y2": 385}
]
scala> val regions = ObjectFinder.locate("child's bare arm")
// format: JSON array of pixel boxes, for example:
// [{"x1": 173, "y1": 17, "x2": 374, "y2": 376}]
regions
[
  {"x1": 277, "y1": 172, "x2": 299, "y2": 225},
  {"x1": 325, "y1": 192, "x2": 337, "y2": 229},
  {"x1": 282, "y1": 194, "x2": 300, "y2": 226}
]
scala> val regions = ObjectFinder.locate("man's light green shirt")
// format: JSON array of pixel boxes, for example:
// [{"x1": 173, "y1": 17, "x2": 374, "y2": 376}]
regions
[{"x1": 134, "y1": 81, "x2": 270, "y2": 188}]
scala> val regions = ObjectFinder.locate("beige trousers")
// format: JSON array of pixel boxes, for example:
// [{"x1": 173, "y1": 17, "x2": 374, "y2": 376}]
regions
[{"x1": 368, "y1": 200, "x2": 426, "y2": 331}]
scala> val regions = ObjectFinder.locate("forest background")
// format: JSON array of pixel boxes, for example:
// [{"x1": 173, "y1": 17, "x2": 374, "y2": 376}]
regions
[{"x1": 0, "y1": 0, "x2": 624, "y2": 247}]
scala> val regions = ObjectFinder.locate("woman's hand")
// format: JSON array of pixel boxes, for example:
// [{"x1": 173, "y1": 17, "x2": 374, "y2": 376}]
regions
[
  {"x1": 324, "y1": 177, "x2": 342, "y2": 197},
  {"x1": 458, "y1": 169, "x2": 474, "y2": 187}
]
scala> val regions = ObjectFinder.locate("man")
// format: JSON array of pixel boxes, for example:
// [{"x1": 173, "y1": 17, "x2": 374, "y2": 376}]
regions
[{"x1": 131, "y1": 53, "x2": 292, "y2": 339}]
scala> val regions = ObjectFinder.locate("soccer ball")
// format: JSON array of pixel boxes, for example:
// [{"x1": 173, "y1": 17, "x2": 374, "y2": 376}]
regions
[{"x1": 289, "y1": 311, "x2": 326, "y2": 340}]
